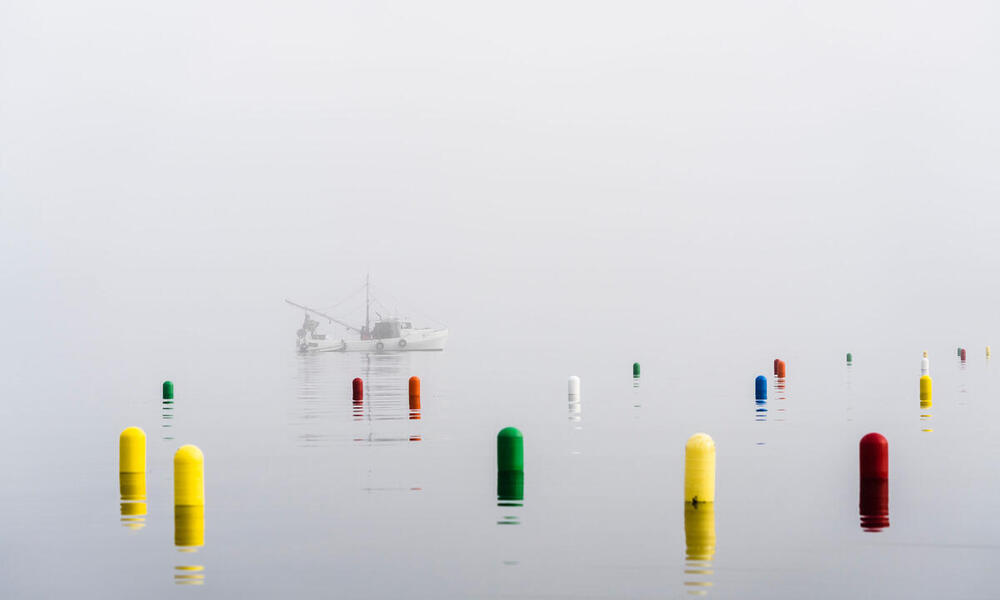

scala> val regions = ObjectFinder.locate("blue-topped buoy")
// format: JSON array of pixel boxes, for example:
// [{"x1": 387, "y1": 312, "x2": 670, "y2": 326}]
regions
[{"x1": 755, "y1": 375, "x2": 767, "y2": 400}]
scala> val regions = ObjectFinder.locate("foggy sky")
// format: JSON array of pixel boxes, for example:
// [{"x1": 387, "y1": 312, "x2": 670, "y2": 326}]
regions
[{"x1": 3, "y1": 0, "x2": 1000, "y2": 365}]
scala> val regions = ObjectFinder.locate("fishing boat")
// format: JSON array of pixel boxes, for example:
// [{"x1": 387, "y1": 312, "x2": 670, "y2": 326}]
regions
[{"x1": 286, "y1": 276, "x2": 448, "y2": 353}]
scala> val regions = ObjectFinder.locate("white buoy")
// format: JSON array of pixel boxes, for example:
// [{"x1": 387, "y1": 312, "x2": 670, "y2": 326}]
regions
[
  {"x1": 920, "y1": 357, "x2": 930, "y2": 376},
  {"x1": 568, "y1": 376, "x2": 580, "y2": 401}
]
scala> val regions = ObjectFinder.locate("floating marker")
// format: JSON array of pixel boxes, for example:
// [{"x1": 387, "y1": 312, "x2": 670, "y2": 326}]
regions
[
  {"x1": 920, "y1": 357, "x2": 930, "y2": 376},
  {"x1": 163, "y1": 380, "x2": 174, "y2": 400},
  {"x1": 923, "y1": 350, "x2": 928, "y2": 358},
  {"x1": 684, "y1": 433, "x2": 716, "y2": 504},
  {"x1": 846, "y1": 352, "x2": 853, "y2": 364},
  {"x1": 987, "y1": 346, "x2": 992, "y2": 358},
  {"x1": 859, "y1": 477, "x2": 889, "y2": 532},
  {"x1": 776, "y1": 360, "x2": 786, "y2": 378},
  {"x1": 859, "y1": 433, "x2": 888, "y2": 480},
  {"x1": 119, "y1": 427, "x2": 146, "y2": 474},
  {"x1": 497, "y1": 427, "x2": 524, "y2": 472},
  {"x1": 920, "y1": 375, "x2": 932, "y2": 403},
  {"x1": 960, "y1": 348, "x2": 967, "y2": 361},
  {"x1": 958, "y1": 347, "x2": 962, "y2": 356},
  {"x1": 174, "y1": 445, "x2": 205, "y2": 507},
  {"x1": 352, "y1": 378, "x2": 363, "y2": 401},
  {"x1": 408, "y1": 376, "x2": 421, "y2": 418},
  {"x1": 755, "y1": 375, "x2": 767, "y2": 400},
  {"x1": 633, "y1": 362, "x2": 640, "y2": 378},
  {"x1": 568, "y1": 376, "x2": 580, "y2": 400},
  {"x1": 773, "y1": 358, "x2": 780, "y2": 375}
]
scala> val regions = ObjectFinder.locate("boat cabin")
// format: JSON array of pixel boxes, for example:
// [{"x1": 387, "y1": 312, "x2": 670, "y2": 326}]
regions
[{"x1": 371, "y1": 319, "x2": 414, "y2": 339}]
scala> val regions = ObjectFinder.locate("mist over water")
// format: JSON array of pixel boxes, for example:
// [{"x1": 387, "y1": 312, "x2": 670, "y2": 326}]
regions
[{"x1": 3, "y1": 1, "x2": 1000, "y2": 597}]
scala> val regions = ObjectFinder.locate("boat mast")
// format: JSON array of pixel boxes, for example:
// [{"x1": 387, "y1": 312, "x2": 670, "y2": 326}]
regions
[{"x1": 365, "y1": 273, "x2": 371, "y2": 336}]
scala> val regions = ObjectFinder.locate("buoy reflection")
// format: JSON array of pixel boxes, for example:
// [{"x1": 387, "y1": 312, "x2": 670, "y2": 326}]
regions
[
  {"x1": 684, "y1": 503, "x2": 715, "y2": 594},
  {"x1": 497, "y1": 470, "x2": 524, "y2": 525},
  {"x1": 859, "y1": 478, "x2": 889, "y2": 532},
  {"x1": 920, "y1": 398, "x2": 933, "y2": 433},
  {"x1": 174, "y1": 505, "x2": 205, "y2": 584},
  {"x1": 119, "y1": 472, "x2": 147, "y2": 530}
]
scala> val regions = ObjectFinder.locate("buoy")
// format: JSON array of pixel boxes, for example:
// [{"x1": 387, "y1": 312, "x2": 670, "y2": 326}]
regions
[
  {"x1": 846, "y1": 352, "x2": 853, "y2": 364},
  {"x1": 960, "y1": 348, "x2": 967, "y2": 361},
  {"x1": 920, "y1": 357, "x2": 930, "y2": 376},
  {"x1": 633, "y1": 362, "x2": 640, "y2": 378},
  {"x1": 859, "y1": 433, "x2": 888, "y2": 480},
  {"x1": 408, "y1": 376, "x2": 420, "y2": 404},
  {"x1": 497, "y1": 427, "x2": 524, "y2": 472},
  {"x1": 776, "y1": 360, "x2": 786, "y2": 378},
  {"x1": 859, "y1": 477, "x2": 889, "y2": 531},
  {"x1": 684, "y1": 503, "x2": 716, "y2": 561},
  {"x1": 174, "y1": 445, "x2": 205, "y2": 507},
  {"x1": 119, "y1": 427, "x2": 146, "y2": 474},
  {"x1": 920, "y1": 375, "x2": 932, "y2": 403},
  {"x1": 957, "y1": 347, "x2": 962, "y2": 356},
  {"x1": 987, "y1": 346, "x2": 992, "y2": 358},
  {"x1": 163, "y1": 380, "x2": 174, "y2": 400},
  {"x1": 773, "y1": 358, "x2": 780, "y2": 375},
  {"x1": 684, "y1": 433, "x2": 715, "y2": 504},
  {"x1": 352, "y1": 378, "x2": 363, "y2": 401},
  {"x1": 174, "y1": 505, "x2": 205, "y2": 548},
  {"x1": 923, "y1": 350, "x2": 928, "y2": 358},
  {"x1": 568, "y1": 376, "x2": 580, "y2": 400},
  {"x1": 755, "y1": 375, "x2": 767, "y2": 400}
]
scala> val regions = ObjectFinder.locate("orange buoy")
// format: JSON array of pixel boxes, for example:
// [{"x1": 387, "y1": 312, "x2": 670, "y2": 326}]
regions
[
  {"x1": 776, "y1": 360, "x2": 786, "y2": 378},
  {"x1": 408, "y1": 376, "x2": 421, "y2": 418}
]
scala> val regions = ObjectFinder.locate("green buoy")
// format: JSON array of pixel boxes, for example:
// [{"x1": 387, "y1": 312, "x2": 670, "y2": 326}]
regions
[
  {"x1": 163, "y1": 380, "x2": 174, "y2": 400},
  {"x1": 633, "y1": 362, "x2": 640, "y2": 378},
  {"x1": 846, "y1": 353, "x2": 853, "y2": 364},
  {"x1": 497, "y1": 427, "x2": 523, "y2": 472}
]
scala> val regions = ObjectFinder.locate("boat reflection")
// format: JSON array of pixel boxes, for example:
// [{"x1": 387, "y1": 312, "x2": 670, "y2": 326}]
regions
[
  {"x1": 859, "y1": 477, "x2": 889, "y2": 532},
  {"x1": 684, "y1": 503, "x2": 715, "y2": 595},
  {"x1": 174, "y1": 505, "x2": 205, "y2": 584},
  {"x1": 119, "y1": 472, "x2": 147, "y2": 530}
]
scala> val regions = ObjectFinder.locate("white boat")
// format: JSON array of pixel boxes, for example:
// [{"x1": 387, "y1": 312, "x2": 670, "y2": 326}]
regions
[{"x1": 287, "y1": 277, "x2": 448, "y2": 353}]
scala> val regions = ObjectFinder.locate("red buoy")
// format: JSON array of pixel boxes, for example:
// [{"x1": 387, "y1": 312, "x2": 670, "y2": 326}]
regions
[
  {"x1": 859, "y1": 477, "x2": 889, "y2": 531},
  {"x1": 776, "y1": 360, "x2": 786, "y2": 378},
  {"x1": 352, "y1": 377, "x2": 363, "y2": 402},
  {"x1": 960, "y1": 348, "x2": 967, "y2": 361},
  {"x1": 773, "y1": 358, "x2": 780, "y2": 375},
  {"x1": 859, "y1": 433, "x2": 888, "y2": 480}
]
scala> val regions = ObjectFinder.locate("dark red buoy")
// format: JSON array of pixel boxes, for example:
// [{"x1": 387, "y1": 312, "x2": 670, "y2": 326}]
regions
[
  {"x1": 859, "y1": 433, "x2": 888, "y2": 480},
  {"x1": 773, "y1": 358, "x2": 780, "y2": 375},
  {"x1": 352, "y1": 377, "x2": 363, "y2": 402},
  {"x1": 776, "y1": 360, "x2": 786, "y2": 378},
  {"x1": 960, "y1": 348, "x2": 967, "y2": 361},
  {"x1": 859, "y1": 477, "x2": 889, "y2": 531}
]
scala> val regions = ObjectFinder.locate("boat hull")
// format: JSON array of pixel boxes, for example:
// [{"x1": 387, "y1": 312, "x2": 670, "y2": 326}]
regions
[{"x1": 298, "y1": 329, "x2": 448, "y2": 353}]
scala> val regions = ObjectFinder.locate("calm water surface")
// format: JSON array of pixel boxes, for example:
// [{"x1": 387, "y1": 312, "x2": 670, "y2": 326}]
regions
[{"x1": 3, "y1": 338, "x2": 999, "y2": 598}]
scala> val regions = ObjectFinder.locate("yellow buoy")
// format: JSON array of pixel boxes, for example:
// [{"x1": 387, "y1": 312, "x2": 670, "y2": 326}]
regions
[
  {"x1": 987, "y1": 346, "x2": 991, "y2": 358},
  {"x1": 119, "y1": 427, "x2": 146, "y2": 474},
  {"x1": 684, "y1": 433, "x2": 716, "y2": 504},
  {"x1": 923, "y1": 350, "x2": 928, "y2": 358},
  {"x1": 920, "y1": 375, "x2": 932, "y2": 403},
  {"x1": 174, "y1": 505, "x2": 205, "y2": 548},
  {"x1": 174, "y1": 445, "x2": 205, "y2": 507}
]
